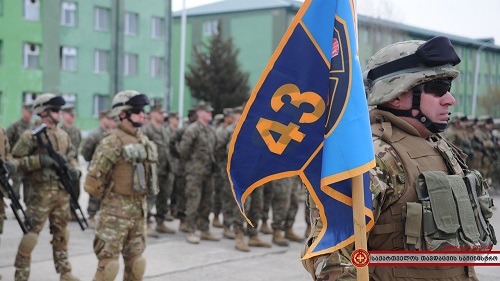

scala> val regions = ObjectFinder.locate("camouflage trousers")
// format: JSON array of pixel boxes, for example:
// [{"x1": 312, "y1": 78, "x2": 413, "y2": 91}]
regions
[
  {"x1": 246, "y1": 187, "x2": 264, "y2": 237},
  {"x1": 146, "y1": 174, "x2": 171, "y2": 223},
  {"x1": 261, "y1": 182, "x2": 273, "y2": 222},
  {"x1": 170, "y1": 173, "x2": 186, "y2": 219},
  {"x1": 0, "y1": 199, "x2": 4, "y2": 234},
  {"x1": 212, "y1": 170, "x2": 223, "y2": 216},
  {"x1": 15, "y1": 188, "x2": 72, "y2": 281},
  {"x1": 184, "y1": 173, "x2": 214, "y2": 232},
  {"x1": 94, "y1": 212, "x2": 146, "y2": 280},
  {"x1": 271, "y1": 177, "x2": 299, "y2": 230}
]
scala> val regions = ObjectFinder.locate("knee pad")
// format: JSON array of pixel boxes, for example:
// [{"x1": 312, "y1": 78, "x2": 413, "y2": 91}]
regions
[
  {"x1": 19, "y1": 232, "x2": 38, "y2": 256},
  {"x1": 97, "y1": 259, "x2": 119, "y2": 281},
  {"x1": 127, "y1": 255, "x2": 146, "y2": 280},
  {"x1": 52, "y1": 229, "x2": 69, "y2": 251}
]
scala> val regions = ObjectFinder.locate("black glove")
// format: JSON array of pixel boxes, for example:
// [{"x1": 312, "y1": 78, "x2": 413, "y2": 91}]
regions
[
  {"x1": 39, "y1": 155, "x2": 59, "y2": 169},
  {"x1": 68, "y1": 166, "x2": 81, "y2": 180}
]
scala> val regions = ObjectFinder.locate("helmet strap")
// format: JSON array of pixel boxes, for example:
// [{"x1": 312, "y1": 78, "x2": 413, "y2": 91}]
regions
[
  {"x1": 124, "y1": 111, "x2": 143, "y2": 128},
  {"x1": 43, "y1": 109, "x2": 60, "y2": 125},
  {"x1": 378, "y1": 87, "x2": 448, "y2": 134}
]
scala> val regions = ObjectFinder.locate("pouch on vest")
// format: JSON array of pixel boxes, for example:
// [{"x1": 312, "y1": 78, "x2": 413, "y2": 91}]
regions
[{"x1": 123, "y1": 143, "x2": 148, "y2": 194}]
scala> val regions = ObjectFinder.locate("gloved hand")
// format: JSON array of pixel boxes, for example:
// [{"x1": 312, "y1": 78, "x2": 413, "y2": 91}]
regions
[
  {"x1": 39, "y1": 155, "x2": 59, "y2": 169},
  {"x1": 4, "y1": 161, "x2": 17, "y2": 175},
  {"x1": 68, "y1": 166, "x2": 81, "y2": 180}
]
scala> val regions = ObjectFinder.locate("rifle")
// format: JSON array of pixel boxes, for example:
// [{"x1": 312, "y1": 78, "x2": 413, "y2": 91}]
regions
[
  {"x1": 0, "y1": 156, "x2": 32, "y2": 234},
  {"x1": 32, "y1": 123, "x2": 88, "y2": 230}
]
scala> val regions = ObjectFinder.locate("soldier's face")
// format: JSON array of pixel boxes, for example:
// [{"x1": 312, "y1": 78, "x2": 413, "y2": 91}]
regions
[{"x1": 419, "y1": 89, "x2": 456, "y2": 124}]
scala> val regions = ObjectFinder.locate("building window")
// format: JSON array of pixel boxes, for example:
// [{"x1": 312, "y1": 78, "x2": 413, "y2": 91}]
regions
[
  {"x1": 94, "y1": 49, "x2": 109, "y2": 73},
  {"x1": 61, "y1": 46, "x2": 77, "y2": 71},
  {"x1": 62, "y1": 93, "x2": 76, "y2": 108},
  {"x1": 23, "y1": 43, "x2": 40, "y2": 69},
  {"x1": 203, "y1": 20, "x2": 218, "y2": 36},
  {"x1": 125, "y1": 12, "x2": 138, "y2": 35},
  {"x1": 93, "y1": 94, "x2": 110, "y2": 117},
  {"x1": 150, "y1": 56, "x2": 163, "y2": 78},
  {"x1": 24, "y1": 0, "x2": 40, "y2": 21},
  {"x1": 23, "y1": 92, "x2": 39, "y2": 105},
  {"x1": 123, "y1": 53, "x2": 137, "y2": 76},
  {"x1": 61, "y1": 2, "x2": 77, "y2": 27},
  {"x1": 95, "y1": 7, "x2": 110, "y2": 31},
  {"x1": 151, "y1": 17, "x2": 164, "y2": 38}
]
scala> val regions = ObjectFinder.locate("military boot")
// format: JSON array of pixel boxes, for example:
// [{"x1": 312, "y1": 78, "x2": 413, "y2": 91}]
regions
[
  {"x1": 164, "y1": 211, "x2": 175, "y2": 221},
  {"x1": 248, "y1": 235, "x2": 272, "y2": 248},
  {"x1": 223, "y1": 226, "x2": 236, "y2": 239},
  {"x1": 272, "y1": 229, "x2": 289, "y2": 246},
  {"x1": 179, "y1": 220, "x2": 189, "y2": 233},
  {"x1": 285, "y1": 227, "x2": 304, "y2": 243},
  {"x1": 201, "y1": 231, "x2": 221, "y2": 241},
  {"x1": 259, "y1": 221, "x2": 273, "y2": 234},
  {"x1": 234, "y1": 232, "x2": 250, "y2": 252},
  {"x1": 156, "y1": 222, "x2": 176, "y2": 234},
  {"x1": 186, "y1": 232, "x2": 200, "y2": 244},
  {"x1": 60, "y1": 271, "x2": 80, "y2": 281},
  {"x1": 88, "y1": 216, "x2": 96, "y2": 229},
  {"x1": 147, "y1": 222, "x2": 159, "y2": 238},
  {"x1": 212, "y1": 215, "x2": 223, "y2": 228}
]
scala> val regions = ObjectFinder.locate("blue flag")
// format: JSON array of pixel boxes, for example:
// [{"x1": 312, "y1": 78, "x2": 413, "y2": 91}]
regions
[{"x1": 227, "y1": 0, "x2": 375, "y2": 258}]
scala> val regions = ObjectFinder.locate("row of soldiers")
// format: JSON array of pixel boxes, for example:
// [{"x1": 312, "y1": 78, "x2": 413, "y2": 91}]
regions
[
  {"x1": 443, "y1": 113, "x2": 500, "y2": 191},
  {"x1": 0, "y1": 91, "x2": 306, "y2": 281}
]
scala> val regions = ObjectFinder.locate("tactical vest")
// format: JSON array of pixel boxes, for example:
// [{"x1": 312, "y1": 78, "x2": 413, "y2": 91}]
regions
[
  {"x1": 368, "y1": 110, "x2": 494, "y2": 281},
  {"x1": 31, "y1": 128, "x2": 70, "y2": 186},
  {"x1": 108, "y1": 126, "x2": 158, "y2": 196}
]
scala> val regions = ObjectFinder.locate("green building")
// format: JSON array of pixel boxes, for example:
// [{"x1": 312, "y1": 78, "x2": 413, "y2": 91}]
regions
[
  {"x1": 173, "y1": 0, "x2": 500, "y2": 117},
  {"x1": 0, "y1": 0, "x2": 171, "y2": 130}
]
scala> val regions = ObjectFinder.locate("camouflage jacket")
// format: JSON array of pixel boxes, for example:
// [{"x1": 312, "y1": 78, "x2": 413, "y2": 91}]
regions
[
  {"x1": 142, "y1": 123, "x2": 171, "y2": 175},
  {"x1": 215, "y1": 124, "x2": 230, "y2": 163},
  {"x1": 179, "y1": 121, "x2": 217, "y2": 176},
  {"x1": 60, "y1": 123, "x2": 82, "y2": 152},
  {"x1": 12, "y1": 125, "x2": 78, "y2": 189},
  {"x1": 1, "y1": 126, "x2": 15, "y2": 197},
  {"x1": 80, "y1": 126, "x2": 107, "y2": 162},
  {"x1": 6, "y1": 119, "x2": 33, "y2": 151}
]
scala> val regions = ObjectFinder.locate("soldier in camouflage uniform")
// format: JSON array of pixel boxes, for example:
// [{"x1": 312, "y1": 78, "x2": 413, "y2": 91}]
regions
[
  {"x1": 169, "y1": 109, "x2": 196, "y2": 232},
  {"x1": 179, "y1": 103, "x2": 220, "y2": 244},
  {"x1": 60, "y1": 106, "x2": 82, "y2": 210},
  {"x1": 13, "y1": 94, "x2": 80, "y2": 281},
  {"x1": 142, "y1": 104, "x2": 175, "y2": 235},
  {"x1": 212, "y1": 112, "x2": 226, "y2": 229},
  {"x1": 80, "y1": 110, "x2": 116, "y2": 229},
  {"x1": 444, "y1": 113, "x2": 474, "y2": 168},
  {"x1": 302, "y1": 37, "x2": 495, "y2": 280},
  {"x1": 164, "y1": 111, "x2": 179, "y2": 221},
  {"x1": 84, "y1": 90, "x2": 158, "y2": 281},
  {"x1": 472, "y1": 116, "x2": 495, "y2": 183},
  {"x1": 216, "y1": 107, "x2": 271, "y2": 251},
  {"x1": 7, "y1": 103, "x2": 34, "y2": 205}
]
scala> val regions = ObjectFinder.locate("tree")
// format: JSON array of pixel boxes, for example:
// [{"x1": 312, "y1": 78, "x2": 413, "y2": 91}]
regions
[{"x1": 185, "y1": 24, "x2": 250, "y2": 115}]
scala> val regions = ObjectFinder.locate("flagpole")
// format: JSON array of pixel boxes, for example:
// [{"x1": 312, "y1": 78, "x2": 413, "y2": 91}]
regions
[{"x1": 352, "y1": 174, "x2": 369, "y2": 281}]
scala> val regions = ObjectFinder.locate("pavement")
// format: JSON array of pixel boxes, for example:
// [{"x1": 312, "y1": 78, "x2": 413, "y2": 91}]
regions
[{"x1": 1, "y1": 158, "x2": 500, "y2": 280}]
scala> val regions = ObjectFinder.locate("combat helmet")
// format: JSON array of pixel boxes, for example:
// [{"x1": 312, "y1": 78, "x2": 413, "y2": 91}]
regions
[
  {"x1": 364, "y1": 36, "x2": 461, "y2": 133},
  {"x1": 111, "y1": 90, "x2": 150, "y2": 127},
  {"x1": 32, "y1": 93, "x2": 66, "y2": 115}
]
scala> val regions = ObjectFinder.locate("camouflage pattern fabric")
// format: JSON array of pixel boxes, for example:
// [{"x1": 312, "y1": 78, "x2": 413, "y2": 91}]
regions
[
  {"x1": 179, "y1": 121, "x2": 217, "y2": 232},
  {"x1": 270, "y1": 177, "x2": 299, "y2": 230},
  {"x1": 169, "y1": 128, "x2": 186, "y2": 219},
  {"x1": 246, "y1": 186, "x2": 264, "y2": 236},
  {"x1": 12, "y1": 126, "x2": 77, "y2": 279},
  {"x1": 60, "y1": 123, "x2": 82, "y2": 203},
  {"x1": 261, "y1": 183, "x2": 273, "y2": 223},
  {"x1": 80, "y1": 126, "x2": 108, "y2": 217},
  {"x1": 6, "y1": 119, "x2": 34, "y2": 203},
  {"x1": 472, "y1": 127, "x2": 494, "y2": 180},
  {"x1": 142, "y1": 123, "x2": 172, "y2": 222},
  {"x1": 0, "y1": 126, "x2": 13, "y2": 235}
]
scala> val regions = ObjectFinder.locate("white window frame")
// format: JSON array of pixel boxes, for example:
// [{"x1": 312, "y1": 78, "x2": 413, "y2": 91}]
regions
[
  {"x1": 61, "y1": 46, "x2": 77, "y2": 71},
  {"x1": 61, "y1": 93, "x2": 76, "y2": 108},
  {"x1": 123, "y1": 53, "x2": 138, "y2": 76},
  {"x1": 61, "y1": 1, "x2": 77, "y2": 27},
  {"x1": 203, "y1": 20, "x2": 219, "y2": 36},
  {"x1": 23, "y1": 43, "x2": 40, "y2": 69},
  {"x1": 93, "y1": 94, "x2": 110, "y2": 117},
  {"x1": 150, "y1": 56, "x2": 163, "y2": 78},
  {"x1": 125, "y1": 12, "x2": 138, "y2": 36},
  {"x1": 151, "y1": 17, "x2": 164, "y2": 39},
  {"x1": 23, "y1": 0, "x2": 40, "y2": 21},
  {"x1": 94, "y1": 49, "x2": 109, "y2": 74},
  {"x1": 94, "y1": 7, "x2": 110, "y2": 31},
  {"x1": 22, "y1": 92, "x2": 39, "y2": 105}
]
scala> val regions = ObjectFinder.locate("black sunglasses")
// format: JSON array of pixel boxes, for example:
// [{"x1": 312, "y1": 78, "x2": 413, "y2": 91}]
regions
[
  {"x1": 50, "y1": 108, "x2": 62, "y2": 113},
  {"x1": 129, "y1": 107, "x2": 144, "y2": 114},
  {"x1": 423, "y1": 79, "x2": 452, "y2": 97}
]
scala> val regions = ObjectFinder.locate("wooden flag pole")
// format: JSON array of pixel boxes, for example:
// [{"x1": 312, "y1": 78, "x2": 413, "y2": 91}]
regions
[{"x1": 352, "y1": 174, "x2": 369, "y2": 281}]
